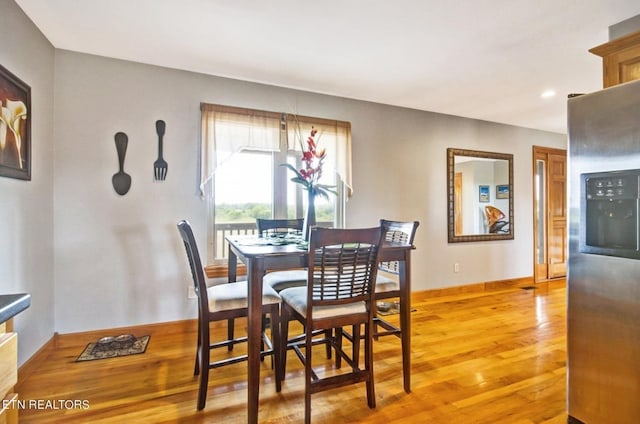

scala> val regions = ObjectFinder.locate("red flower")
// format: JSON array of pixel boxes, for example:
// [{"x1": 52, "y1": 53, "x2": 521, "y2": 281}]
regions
[
  {"x1": 307, "y1": 137, "x2": 316, "y2": 151},
  {"x1": 296, "y1": 127, "x2": 321, "y2": 183}
]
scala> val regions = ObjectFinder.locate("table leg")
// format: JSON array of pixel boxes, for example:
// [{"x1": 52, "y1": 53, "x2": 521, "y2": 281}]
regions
[
  {"x1": 228, "y1": 250, "x2": 238, "y2": 282},
  {"x1": 247, "y1": 257, "x2": 264, "y2": 424},
  {"x1": 227, "y1": 250, "x2": 239, "y2": 348},
  {"x1": 399, "y1": 255, "x2": 412, "y2": 393}
]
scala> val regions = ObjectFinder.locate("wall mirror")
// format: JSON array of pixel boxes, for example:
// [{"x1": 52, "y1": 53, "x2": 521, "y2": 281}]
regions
[{"x1": 447, "y1": 148, "x2": 514, "y2": 242}]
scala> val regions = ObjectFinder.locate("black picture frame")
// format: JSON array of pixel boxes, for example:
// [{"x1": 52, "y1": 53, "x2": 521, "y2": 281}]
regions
[{"x1": 0, "y1": 63, "x2": 31, "y2": 180}]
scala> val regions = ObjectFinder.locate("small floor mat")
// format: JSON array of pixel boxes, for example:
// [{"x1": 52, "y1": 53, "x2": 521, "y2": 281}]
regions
[
  {"x1": 376, "y1": 302, "x2": 417, "y2": 315},
  {"x1": 377, "y1": 301, "x2": 399, "y2": 316},
  {"x1": 76, "y1": 335, "x2": 150, "y2": 362}
]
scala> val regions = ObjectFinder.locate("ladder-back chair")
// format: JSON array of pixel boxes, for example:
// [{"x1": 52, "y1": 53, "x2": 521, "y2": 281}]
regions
[
  {"x1": 177, "y1": 220, "x2": 282, "y2": 410},
  {"x1": 279, "y1": 226, "x2": 384, "y2": 424}
]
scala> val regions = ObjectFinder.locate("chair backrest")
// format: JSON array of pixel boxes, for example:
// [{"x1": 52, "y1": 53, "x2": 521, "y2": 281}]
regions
[
  {"x1": 177, "y1": 220, "x2": 209, "y2": 314},
  {"x1": 256, "y1": 218, "x2": 304, "y2": 237},
  {"x1": 378, "y1": 219, "x2": 420, "y2": 274},
  {"x1": 307, "y1": 226, "x2": 383, "y2": 309}
]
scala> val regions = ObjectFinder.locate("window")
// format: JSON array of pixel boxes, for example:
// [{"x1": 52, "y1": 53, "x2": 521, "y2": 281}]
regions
[{"x1": 201, "y1": 104, "x2": 352, "y2": 265}]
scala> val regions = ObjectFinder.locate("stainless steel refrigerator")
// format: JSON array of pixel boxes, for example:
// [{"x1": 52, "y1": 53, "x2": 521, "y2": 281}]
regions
[{"x1": 567, "y1": 79, "x2": 640, "y2": 424}]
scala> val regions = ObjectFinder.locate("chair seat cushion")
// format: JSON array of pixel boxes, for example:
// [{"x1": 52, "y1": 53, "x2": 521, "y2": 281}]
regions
[
  {"x1": 280, "y1": 286, "x2": 366, "y2": 320},
  {"x1": 263, "y1": 269, "x2": 308, "y2": 292},
  {"x1": 375, "y1": 274, "x2": 399, "y2": 293},
  {"x1": 207, "y1": 281, "x2": 280, "y2": 312}
]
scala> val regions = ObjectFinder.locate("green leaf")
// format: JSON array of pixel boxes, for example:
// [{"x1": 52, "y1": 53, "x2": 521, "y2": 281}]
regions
[
  {"x1": 280, "y1": 163, "x2": 301, "y2": 177},
  {"x1": 290, "y1": 177, "x2": 310, "y2": 188},
  {"x1": 316, "y1": 184, "x2": 338, "y2": 196},
  {"x1": 280, "y1": 161, "x2": 337, "y2": 197},
  {"x1": 315, "y1": 190, "x2": 329, "y2": 200}
]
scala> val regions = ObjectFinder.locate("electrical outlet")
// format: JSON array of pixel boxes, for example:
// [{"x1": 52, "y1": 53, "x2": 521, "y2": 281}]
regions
[
  {"x1": 188, "y1": 286, "x2": 197, "y2": 299},
  {"x1": 454, "y1": 263, "x2": 460, "y2": 273}
]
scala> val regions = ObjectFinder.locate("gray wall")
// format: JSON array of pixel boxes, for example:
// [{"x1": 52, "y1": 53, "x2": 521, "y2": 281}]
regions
[
  {"x1": 3, "y1": 0, "x2": 566, "y2": 364},
  {"x1": 0, "y1": 0, "x2": 55, "y2": 365},
  {"x1": 52, "y1": 50, "x2": 565, "y2": 335}
]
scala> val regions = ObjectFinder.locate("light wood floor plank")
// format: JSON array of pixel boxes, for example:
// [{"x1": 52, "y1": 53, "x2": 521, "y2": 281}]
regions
[{"x1": 15, "y1": 282, "x2": 567, "y2": 423}]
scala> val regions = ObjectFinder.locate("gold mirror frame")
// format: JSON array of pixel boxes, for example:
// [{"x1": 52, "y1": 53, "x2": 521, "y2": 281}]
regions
[{"x1": 447, "y1": 148, "x2": 514, "y2": 243}]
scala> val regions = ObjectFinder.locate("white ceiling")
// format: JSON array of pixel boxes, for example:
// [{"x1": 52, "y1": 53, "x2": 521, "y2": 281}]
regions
[{"x1": 14, "y1": 0, "x2": 640, "y2": 134}]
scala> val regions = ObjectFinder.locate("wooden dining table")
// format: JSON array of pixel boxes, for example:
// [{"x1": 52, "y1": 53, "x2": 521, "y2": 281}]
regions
[{"x1": 226, "y1": 234, "x2": 414, "y2": 424}]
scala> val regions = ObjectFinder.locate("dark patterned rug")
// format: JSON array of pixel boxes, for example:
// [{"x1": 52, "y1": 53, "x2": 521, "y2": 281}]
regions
[
  {"x1": 377, "y1": 302, "x2": 399, "y2": 316},
  {"x1": 76, "y1": 335, "x2": 150, "y2": 362},
  {"x1": 376, "y1": 302, "x2": 417, "y2": 316}
]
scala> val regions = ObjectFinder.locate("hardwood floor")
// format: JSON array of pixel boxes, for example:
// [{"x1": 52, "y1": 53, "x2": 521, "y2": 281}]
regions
[{"x1": 15, "y1": 281, "x2": 567, "y2": 423}]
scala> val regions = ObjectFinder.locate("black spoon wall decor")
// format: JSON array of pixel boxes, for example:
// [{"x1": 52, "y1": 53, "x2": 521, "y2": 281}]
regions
[
  {"x1": 154, "y1": 120, "x2": 168, "y2": 181},
  {"x1": 112, "y1": 132, "x2": 132, "y2": 195}
]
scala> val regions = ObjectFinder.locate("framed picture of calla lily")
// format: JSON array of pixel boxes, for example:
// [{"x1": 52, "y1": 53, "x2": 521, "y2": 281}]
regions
[{"x1": 0, "y1": 63, "x2": 31, "y2": 180}]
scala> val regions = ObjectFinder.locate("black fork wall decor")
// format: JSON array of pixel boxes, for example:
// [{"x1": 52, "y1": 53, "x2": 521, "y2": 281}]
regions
[{"x1": 154, "y1": 120, "x2": 168, "y2": 181}]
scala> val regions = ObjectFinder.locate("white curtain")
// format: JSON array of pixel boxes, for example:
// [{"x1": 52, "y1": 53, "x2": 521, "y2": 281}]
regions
[{"x1": 200, "y1": 104, "x2": 281, "y2": 195}]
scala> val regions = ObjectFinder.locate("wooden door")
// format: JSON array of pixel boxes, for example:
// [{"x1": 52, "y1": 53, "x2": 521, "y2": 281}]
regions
[
  {"x1": 533, "y1": 146, "x2": 567, "y2": 283},
  {"x1": 547, "y1": 153, "x2": 567, "y2": 278}
]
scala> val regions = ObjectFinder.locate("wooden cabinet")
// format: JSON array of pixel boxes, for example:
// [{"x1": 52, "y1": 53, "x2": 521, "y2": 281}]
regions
[
  {"x1": 0, "y1": 324, "x2": 18, "y2": 424},
  {"x1": 590, "y1": 29, "x2": 640, "y2": 88},
  {"x1": 0, "y1": 294, "x2": 29, "y2": 424},
  {"x1": 0, "y1": 393, "x2": 18, "y2": 424}
]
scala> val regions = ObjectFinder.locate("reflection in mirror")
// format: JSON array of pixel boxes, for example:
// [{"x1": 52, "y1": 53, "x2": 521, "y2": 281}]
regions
[{"x1": 447, "y1": 148, "x2": 514, "y2": 242}]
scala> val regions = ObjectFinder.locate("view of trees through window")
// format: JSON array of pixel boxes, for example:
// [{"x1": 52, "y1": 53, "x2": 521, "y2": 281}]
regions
[
  {"x1": 215, "y1": 202, "x2": 334, "y2": 223},
  {"x1": 214, "y1": 150, "x2": 336, "y2": 225},
  {"x1": 212, "y1": 149, "x2": 337, "y2": 260}
]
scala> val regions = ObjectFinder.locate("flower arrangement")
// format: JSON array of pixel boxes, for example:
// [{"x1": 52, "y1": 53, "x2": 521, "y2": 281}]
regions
[{"x1": 281, "y1": 126, "x2": 336, "y2": 199}]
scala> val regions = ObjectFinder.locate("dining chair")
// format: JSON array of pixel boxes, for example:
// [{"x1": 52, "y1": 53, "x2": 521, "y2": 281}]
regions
[
  {"x1": 342, "y1": 219, "x2": 419, "y2": 390},
  {"x1": 224, "y1": 218, "x2": 304, "y2": 350},
  {"x1": 256, "y1": 218, "x2": 304, "y2": 237},
  {"x1": 257, "y1": 218, "x2": 308, "y2": 293},
  {"x1": 372, "y1": 219, "x2": 419, "y2": 381},
  {"x1": 257, "y1": 217, "x2": 333, "y2": 361},
  {"x1": 279, "y1": 226, "x2": 384, "y2": 424},
  {"x1": 176, "y1": 220, "x2": 282, "y2": 410}
]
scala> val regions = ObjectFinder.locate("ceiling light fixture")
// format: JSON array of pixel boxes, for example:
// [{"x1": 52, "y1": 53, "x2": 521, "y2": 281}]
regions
[{"x1": 541, "y1": 90, "x2": 556, "y2": 99}]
